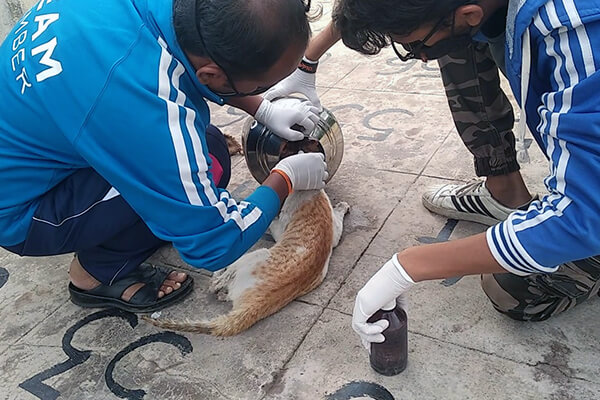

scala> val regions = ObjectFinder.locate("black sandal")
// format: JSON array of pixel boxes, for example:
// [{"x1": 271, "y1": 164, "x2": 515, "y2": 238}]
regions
[{"x1": 69, "y1": 263, "x2": 193, "y2": 313}]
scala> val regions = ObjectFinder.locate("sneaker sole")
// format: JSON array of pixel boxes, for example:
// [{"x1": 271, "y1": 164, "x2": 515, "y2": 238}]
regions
[{"x1": 422, "y1": 197, "x2": 502, "y2": 226}]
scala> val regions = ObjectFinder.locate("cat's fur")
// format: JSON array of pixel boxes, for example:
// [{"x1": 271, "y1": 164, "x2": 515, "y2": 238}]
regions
[
  {"x1": 144, "y1": 189, "x2": 349, "y2": 336},
  {"x1": 224, "y1": 133, "x2": 243, "y2": 155}
]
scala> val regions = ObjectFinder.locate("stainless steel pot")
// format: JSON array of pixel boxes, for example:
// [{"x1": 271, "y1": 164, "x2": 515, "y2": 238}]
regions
[{"x1": 242, "y1": 97, "x2": 344, "y2": 184}]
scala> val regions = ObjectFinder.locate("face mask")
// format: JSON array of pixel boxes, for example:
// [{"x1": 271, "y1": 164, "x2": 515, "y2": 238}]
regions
[{"x1": 417, "y1": 32, "x2": 475, "y2": 60}]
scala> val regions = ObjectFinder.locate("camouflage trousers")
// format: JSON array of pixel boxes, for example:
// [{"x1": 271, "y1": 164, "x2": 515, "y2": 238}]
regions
[
  {"x1": 438, "y1": 41, "x2": 519, "y2": 177},
  {"x1": 481, "y1": 258, "x2": 600, "y2": 321}
]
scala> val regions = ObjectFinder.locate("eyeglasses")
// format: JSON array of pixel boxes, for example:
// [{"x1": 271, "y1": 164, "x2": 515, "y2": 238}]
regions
[
  {"x1": 390, "y1": 14, "x2": 450, "y2": 62},
  {"x1": 194, "y1": 23, "x2": 272, "y2": 97}
]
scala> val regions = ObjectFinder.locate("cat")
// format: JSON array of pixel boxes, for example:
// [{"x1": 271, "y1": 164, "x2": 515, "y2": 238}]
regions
[{"x1": 144, "y1": 189, "x2": 349, "y2": 336}]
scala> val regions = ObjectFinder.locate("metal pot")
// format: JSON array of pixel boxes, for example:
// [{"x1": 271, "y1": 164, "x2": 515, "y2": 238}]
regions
[{"x1": 241, "y1": 97, "x2": 344, "y2": 184}]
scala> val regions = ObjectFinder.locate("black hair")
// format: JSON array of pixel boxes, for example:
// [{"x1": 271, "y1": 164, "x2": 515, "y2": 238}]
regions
[
  {"x1": 174, "y1": 0, "x2": 315, "y2": 79},
  {"x1": 333, "y1": 0, "x2": 470, "y2": 55}
]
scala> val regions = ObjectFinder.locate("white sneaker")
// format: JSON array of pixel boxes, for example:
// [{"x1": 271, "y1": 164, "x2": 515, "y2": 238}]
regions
[{"x1": 422, "y1": 181, "x2": 521, "y2": 226}]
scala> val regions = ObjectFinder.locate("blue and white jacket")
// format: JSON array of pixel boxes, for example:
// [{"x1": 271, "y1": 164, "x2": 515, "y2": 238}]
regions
[
  {"x1": 487, "y1": 0, "x2": 600, "y2": 275},
  {"x1": 0, "y1": 0, "x2": 280, "y2": 270}
]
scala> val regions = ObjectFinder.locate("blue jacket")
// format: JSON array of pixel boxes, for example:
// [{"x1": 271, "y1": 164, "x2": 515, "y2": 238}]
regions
[
  {"x1": 487, "y1": 0, "x2": 600, "y2": 274},
  {"x1": 0, "y1": 0, "x2": 279, "y2": 270}
]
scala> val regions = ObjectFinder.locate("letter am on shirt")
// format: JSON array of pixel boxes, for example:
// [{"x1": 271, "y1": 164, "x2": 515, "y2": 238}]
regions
[{"x1": 10, "y1": 0, "x2": 63, "y2": 95}]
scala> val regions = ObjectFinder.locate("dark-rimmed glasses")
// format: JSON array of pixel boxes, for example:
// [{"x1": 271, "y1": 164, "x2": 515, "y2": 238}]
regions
[{"x1": 390, "y1": 14, "x2": 451, "y2": 62}]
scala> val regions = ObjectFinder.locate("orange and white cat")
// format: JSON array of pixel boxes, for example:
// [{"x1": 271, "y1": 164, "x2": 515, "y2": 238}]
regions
[{"x1": 145, "y1": 189, "x2": 349, "y2": 336}]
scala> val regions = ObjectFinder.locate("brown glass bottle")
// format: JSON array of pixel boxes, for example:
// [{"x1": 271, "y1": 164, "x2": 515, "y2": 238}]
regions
[{"x1": 368, "y1": 300, "x2": 408, "y2": 376}]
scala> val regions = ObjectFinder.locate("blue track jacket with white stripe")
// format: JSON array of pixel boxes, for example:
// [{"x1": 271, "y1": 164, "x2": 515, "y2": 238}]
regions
[
  {"x1": 486, "y1": 0, "x2": 600, "y2": 275},
  {"x1": 0, "y1": 0, "x2": 280, "y2": 270}
]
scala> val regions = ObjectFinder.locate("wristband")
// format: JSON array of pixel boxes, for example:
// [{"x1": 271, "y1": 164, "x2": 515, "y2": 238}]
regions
[
  {"x1": 271, "y1": 169, "x2": 294, "y2": 195},
  {"x1": 298, "y1": 56, "x2": 318, "y2": 74}
]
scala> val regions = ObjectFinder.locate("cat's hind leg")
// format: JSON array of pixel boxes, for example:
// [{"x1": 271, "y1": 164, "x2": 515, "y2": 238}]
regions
[
  {"x1": 332, "y1": 202, "x2": 350, "y2": 247},
  {"x1": 226, "y1": 248, "x2": 270, "y2": 302},
  {"x1": 210, "y1": 248, "x2": 270, "y2": 302},
  {"x1": 210, "y1": 251, "x2": 253, "y2": 299}
]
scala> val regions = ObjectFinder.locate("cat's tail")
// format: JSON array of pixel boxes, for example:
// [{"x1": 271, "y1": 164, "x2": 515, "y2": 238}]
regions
[
  {"x1": 141, "y1": 301, "x2": 268, "y2": 336},
  {"x1": 141, "y1": 315, "x2": 214, "y2": 334}
]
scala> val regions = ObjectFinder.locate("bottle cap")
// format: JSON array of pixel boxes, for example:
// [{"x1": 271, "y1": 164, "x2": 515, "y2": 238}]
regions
[{"x1": 382, "y1": 300, "x2": 396, "y2": 311}]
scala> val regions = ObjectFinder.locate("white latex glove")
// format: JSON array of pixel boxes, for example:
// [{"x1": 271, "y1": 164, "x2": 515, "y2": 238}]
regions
[
  {"x1": 352, "y1": 254, "x2": 415, "y2": 350},
  {"x1": 255, "y1": 98, "x2": 320, "y2": 141},
  {"x1": 272, "y1": 153, "x2": 328, "y2": 191},
  {"x1": 263, "y1": 67, "x2": 322, "y2": 110}
]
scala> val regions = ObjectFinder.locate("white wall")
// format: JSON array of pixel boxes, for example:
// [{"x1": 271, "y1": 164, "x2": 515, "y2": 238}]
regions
[{"x1": 1, "y1": 0, "x2": 38, "y2": 41}]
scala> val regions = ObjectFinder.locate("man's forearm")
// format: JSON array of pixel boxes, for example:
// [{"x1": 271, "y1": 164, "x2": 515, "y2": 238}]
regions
[
  {"x1": 305, "y1": 20, "x2": 341, "y2": 61},
  {"x1": 398, "y1": 233, "x2": 507, "y2": 282},
  {"x1": 262, "y1": 171, "x2": 289, "y2": 206}
]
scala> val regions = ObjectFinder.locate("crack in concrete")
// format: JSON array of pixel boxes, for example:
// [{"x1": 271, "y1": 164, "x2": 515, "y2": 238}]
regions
[
  {"x1": 366, "y1": 168, "x2": 465, "y2": 181},
  {"x1": 294, "y1": 298, "x2": 321, "y2": 307},
  {"x1": 9, "y1": 299, "x2": 69, "y2": 348},
  {"x1": 416, "y1": 128, "x2": 456, "y2": 177},
  {"x1": 419, "y1": 172, "x2": 469, "y2": 181},
  {"x1": 10, "y1": 343, "x2": 63, "y2": 349},
  {"x1": 408, "y1": 331, "x2": 598, "y2": 385},
  {"x1": 371, "y1": 168, "x2": 421, "y2": 177},
  {"x1": 328, "y1": 65, "x2": 361, "y2": 89}
]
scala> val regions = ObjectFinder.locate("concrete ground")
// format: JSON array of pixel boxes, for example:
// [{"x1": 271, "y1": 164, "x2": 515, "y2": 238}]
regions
[{"x1": 1, "y1": 1, "x2": 599, "y2": 399}]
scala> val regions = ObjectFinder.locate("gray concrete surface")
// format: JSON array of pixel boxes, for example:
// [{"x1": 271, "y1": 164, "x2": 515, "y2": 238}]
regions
[
  {"x1": 1, "y1": 1, "x2": 599, "y2": 399},
  {"x1": 0, "y1": 0, "x2": 36, "y2": 40}
]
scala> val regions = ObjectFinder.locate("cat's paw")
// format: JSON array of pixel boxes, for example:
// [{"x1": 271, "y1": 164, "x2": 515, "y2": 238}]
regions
[
  {"x1": 215, "y1": 286, "x2": 230, "y2": 302},
  {"x1": 224, "y1": 133, "x2": 243, "y2": 155},
  {"x1": 335, "y1": 201, "x2": 350, "y2": 215},
  {"x1": 211, "y1": 272, "x2": 233, "y2": 302},
  {"x1": 210, "y1": 268, "x2": 234, "y2": 293}
]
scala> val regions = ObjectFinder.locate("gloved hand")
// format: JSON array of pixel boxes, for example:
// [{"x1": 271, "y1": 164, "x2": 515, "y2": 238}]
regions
[
  {"x1": 255, "y1": 98, "x2": 320, "y2": 141},
  {"x1": 263, "y1": 59, "x2": 322, "y2": 110},
  {"x1": 272, "y1": 152, "x2": 328, "y2": 191},
  {"x1": 352, "y1": 254, "x2": 415, "y2": 350}
]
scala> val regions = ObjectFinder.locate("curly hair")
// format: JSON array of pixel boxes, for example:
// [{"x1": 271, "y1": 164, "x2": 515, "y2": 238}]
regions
[{"x1": 333, "y1": 0, "x2": 470, "y2": 55}]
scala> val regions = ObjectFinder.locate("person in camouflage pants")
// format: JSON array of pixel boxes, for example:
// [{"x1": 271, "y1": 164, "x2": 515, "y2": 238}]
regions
[
  {"x1": 438, "y1": 41, "x2": 600, "y2": 321},
  {"x1": 264, "y1": 16, "x2": 600, "y2": 322}
]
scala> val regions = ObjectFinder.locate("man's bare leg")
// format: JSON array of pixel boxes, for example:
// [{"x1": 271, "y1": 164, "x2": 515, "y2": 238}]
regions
[{"x1": 485, "y1": 171, "x2": 532, "y2": 208}]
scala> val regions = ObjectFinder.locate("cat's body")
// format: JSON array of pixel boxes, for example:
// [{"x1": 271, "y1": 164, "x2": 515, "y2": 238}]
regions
[{"x1": 145, "y1": 189, "x2": 349, "y2": 336}]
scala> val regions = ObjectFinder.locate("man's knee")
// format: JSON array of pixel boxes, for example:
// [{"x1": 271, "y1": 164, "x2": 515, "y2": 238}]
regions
[
  {"x1": 481, "y1": 273, "x2": 524, "y2": 319},
  {"x1": 480, "y1": 273, "x2": 559, "y2": 322}
]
